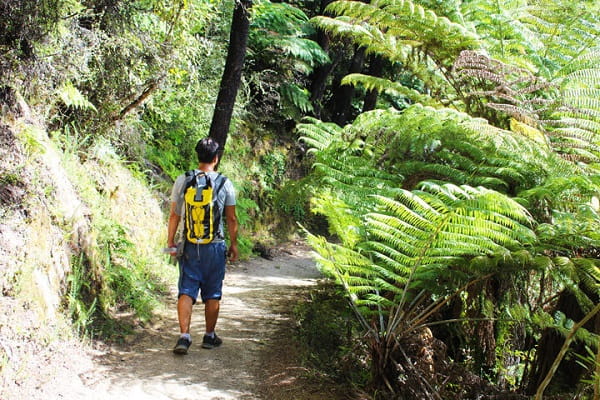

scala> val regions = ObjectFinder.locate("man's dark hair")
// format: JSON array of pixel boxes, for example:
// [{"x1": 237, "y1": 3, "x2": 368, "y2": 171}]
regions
[{"x1": 195, "y1": 138, "x2": 220, "y2": 163}]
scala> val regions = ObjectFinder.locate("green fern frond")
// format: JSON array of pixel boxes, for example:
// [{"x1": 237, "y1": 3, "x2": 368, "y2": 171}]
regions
[
  {"x1": 250, "y1": 1, "x2": 330, "y2": 71},
  {"x1": 311, "y1": 15, "x2": 375, "y2": 42},
  {"x1": 275, "y1": 36, "x2": 330, "y2": 68},
  {"x1": 251, "y1": 1, "x2": 309, "y2": 33},
  {"x1": 373, "y1": 278, "x2": 406, "y2": 295},
  {"x1": 548, "y1": 117, "x2": 600, "y2": 134},
  {"x1": 57, "y1": 81, "x2": 97, "y2": 111},
  {"x1": 325, "y1": 0, "x2": 480, "y2": 59},
  {"x1": 311, "y1": 0, "x2": 480, "y2": 107},
  {"x1": 549, "y1": 127, "x2": 596, "y2": 143},
  {"x1": 563, "y1": 68, "x2": 600, "y2": 85},
  {"x1": 570, "y1": 258, "x2": 600, "y2": 299},
  {"x1": 374, "y1": 192, "x2": 440, "y2": 228},
  {"x1": 367, "y1": 241, "x2": 415, "y2": 274},
  {"x1": 279, "y1": 83, "x2": 313, "y2": 113},
  {"x1": 558, "y1": 50, "x2": 600, "y2": 78},
  {"x1": 342, "y1": 73, "x2": 437, "y2": 106},
  {"x1": 312, "y1": 157, "x2": 401, "y2": 194},
  {"x1": 297, "y1": 117, "x2": 342, "y2": 152}
]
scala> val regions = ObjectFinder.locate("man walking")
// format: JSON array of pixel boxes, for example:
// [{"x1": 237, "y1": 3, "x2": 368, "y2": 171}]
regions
[{"x1": 167, "y1": 137, "x2": 238, "y2": 354}]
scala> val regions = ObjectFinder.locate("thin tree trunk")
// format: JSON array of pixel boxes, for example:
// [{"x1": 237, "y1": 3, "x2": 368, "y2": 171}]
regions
[
  {"x1": 309, "y1": 0, "x2": 334, "y2": 118},
  {"x1": 594, "y1": 343, "x2": 600, "y2": 400},
  {"x1": 209, "y1": 0, "x2": 252, "y2": 160},
  {"x1": 309, "y1": 30, "x2": 331, "y2": 118},
  {"x1": 332, "y1": 46, "x2": 365, "y2": 126},
  {"x1": 363, "y1": 54, "x2": 384, "y2": 112}
]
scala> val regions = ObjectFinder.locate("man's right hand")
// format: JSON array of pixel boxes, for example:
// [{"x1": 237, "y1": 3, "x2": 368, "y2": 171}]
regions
[{"x1": 166, "y1": 243, "x2": 178, "y2": 257}]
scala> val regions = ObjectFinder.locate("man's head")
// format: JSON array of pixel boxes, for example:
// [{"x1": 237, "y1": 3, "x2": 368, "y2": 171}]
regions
[{"x1": 195, "y1": 138, "x2": 220, "y2": 164}]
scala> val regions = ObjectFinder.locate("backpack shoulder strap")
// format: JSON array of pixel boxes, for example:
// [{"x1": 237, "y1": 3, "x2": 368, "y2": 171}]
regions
[
  {"x1": 184, "y1": 170, "x2": 197, "y2": 189},
  {"x1": 184, "y1": 170, "x2": 211, "y2": 190},
  {"x1": 214, "y1": 173, "x2": 227, "y2": 195}
]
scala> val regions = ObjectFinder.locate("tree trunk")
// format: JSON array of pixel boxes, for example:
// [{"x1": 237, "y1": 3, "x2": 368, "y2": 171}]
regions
[
  {"x1": 534, "y1": 302, "x2": 600, "y2": 400},
  {"x1": 208, "y1": 0, "x2": 252, "y2": 160},
  {"x1": 362, "y1": 54, "x2": 384, "y2": 112},
  {"x1": 309, "y1": 30, "x2": 331, "y2": 119},
  {"x1": 332, "y1": 46, "x2": 365, "y2": 126},
  {"x1": 309, "y1": 0, "x2": 334, "y2": 118},
  {"x1": 525, "y1": 290, "x2": 600, "y2": 395}
]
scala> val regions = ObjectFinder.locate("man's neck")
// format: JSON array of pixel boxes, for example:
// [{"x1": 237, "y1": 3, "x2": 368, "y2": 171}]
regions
[{"x1": 198, "y1": 163, "x2": 216, "y2": 173}]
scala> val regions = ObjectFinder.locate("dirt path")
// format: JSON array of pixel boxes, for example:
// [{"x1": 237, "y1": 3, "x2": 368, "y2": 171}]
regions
[{"x1": 81, "y1": 243, "x2": 328, "y2": 400}]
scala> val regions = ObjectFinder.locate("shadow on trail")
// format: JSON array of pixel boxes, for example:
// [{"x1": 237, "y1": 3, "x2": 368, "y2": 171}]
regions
[{"x1": 90, "y1": 247, "x2": 322, "y2": 400}]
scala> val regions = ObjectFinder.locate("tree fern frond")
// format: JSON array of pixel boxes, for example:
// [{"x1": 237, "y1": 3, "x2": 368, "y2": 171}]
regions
[
  {"x1": 275, "y1": 36, "x2": 331, "y2": 68},
  {"x1": 251, "y1": 1, "x2": 309, "y2": 32},
  {"x1": 249, "y1": 0, "x2": 330, "y2": 79},
  {"x1": 279, "y1": 83, "x2": 313, "y2": 113},
  {"x1": 558, "y1": 50, "x2": 600, "y2": 77},
  {"x1": 366, "y1": 213, "x2": 431, "y2": 240},
  {"x1": 374, "y1": 192, "x2": 441, "y2": 225},
  {"x1": 311, "y1": 15, "x2": 376, "y2": 42},
  {"x1": 570, "y1": 258, "x2": 600, "y2": 299},
  {"x1": 367, "y1": 241, "x2": 415, "y2": 274},
  {"x1": 297, "y1": 117, "x2": 342, "y2": 152},
  {"x1": 371, "y1": 264, "x2": 408, "y2": 289},
  {"x1": 367, "y1": 225, "x2": 424, "y2": 258},
  {"x1": 563, "y1": 68, "x2": 600, "y2": 85},
  {"x1": 546, "y1": 117, "x2": 600, "y2": 134},
  {"x1": 341, "y1": 73, "x2": 437, "y2": 106},
  {"x1": 314, "y1": 0, "x2": 480, "y2": 104},
  {"x1": 548, "y1": 127, "x2": 596, "y2": 143}
]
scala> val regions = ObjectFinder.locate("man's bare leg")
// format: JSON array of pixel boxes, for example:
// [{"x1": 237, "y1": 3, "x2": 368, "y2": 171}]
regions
[
  {"x1": 204, "y1": 299, "x2": 220, "y2": 333},
  {"x1": 177, "y1": 294, "x2": 194, "y2": 334}
]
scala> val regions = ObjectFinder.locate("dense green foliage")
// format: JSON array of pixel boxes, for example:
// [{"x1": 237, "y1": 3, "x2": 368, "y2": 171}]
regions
[
  {"x1": 2, "y1": 0, "x2": 600, "y2": 398},
  {"x1": 298, "y1": 0, "x2": 600, "y2": 398}
]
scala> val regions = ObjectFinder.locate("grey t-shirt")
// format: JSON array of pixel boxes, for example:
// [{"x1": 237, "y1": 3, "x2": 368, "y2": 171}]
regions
[{"x1": 171, "y1": 170, "x2": 236, "y2": 242}]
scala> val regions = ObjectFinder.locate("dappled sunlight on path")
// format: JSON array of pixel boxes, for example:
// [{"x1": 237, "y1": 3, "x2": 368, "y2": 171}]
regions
[{"x1": 87, "y1": 244, "x2": 322, "y2": 400}]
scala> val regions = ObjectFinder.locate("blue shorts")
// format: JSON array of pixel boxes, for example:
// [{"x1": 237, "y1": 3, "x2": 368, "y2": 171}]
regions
[{"x1": 178, "y1": 241, "x2": 226, "y2": 304}]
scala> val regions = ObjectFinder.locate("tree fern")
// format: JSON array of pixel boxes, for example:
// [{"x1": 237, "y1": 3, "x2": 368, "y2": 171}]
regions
[
  {"x1": 299, "y1": 97, "x2": 599, "y2": 394},
  {"x1": 306, "y1": 179, "x2": 537, "y2": 362},
  {"x1": 247, "y1": 0, "x2": 329, "y2": 117},
  {"x1": 250, "y1": 1, "x2": 330, "y2": 72},
  {"x1": 311, "y1": 0, "x2": 480, "y2": 108}
]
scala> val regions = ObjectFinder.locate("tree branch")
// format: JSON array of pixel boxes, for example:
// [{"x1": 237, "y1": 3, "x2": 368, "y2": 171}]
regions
[{"x1": 114, "y1": 80, "x2": 160, "y2": 121}]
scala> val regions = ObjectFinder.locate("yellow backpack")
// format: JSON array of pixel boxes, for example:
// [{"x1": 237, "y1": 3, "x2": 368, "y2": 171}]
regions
[{"x1": 183, "y1": 171, "x2": 227, "y2": 244}]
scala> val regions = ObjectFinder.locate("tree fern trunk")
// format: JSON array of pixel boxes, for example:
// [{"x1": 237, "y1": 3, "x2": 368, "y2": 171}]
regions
[
  {"x1": 363, "y1": 54, "x2": 384, "y2": 112},
  {"x1": 332, "y1": 46, "x2": 365, "y2": 125},
  {"x1": 525, "y1": 290, "x2": 599, "y2": 395},
  {"x1": 309, "y1": 29, "x2": 331, "y2": 119},
  {"x1": 309, "y1": 0, "x2": 334, "y2": 118}
]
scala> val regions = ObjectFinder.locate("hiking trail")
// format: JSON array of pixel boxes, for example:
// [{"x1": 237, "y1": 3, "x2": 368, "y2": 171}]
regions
[{"x1": 52, "y1": 243, "x2": 342, "y2": 400}]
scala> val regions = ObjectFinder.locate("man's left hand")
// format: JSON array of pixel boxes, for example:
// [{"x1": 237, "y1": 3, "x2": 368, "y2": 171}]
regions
[{"x1": 227, "y1": 244, "x2": 239, "y2": 263}]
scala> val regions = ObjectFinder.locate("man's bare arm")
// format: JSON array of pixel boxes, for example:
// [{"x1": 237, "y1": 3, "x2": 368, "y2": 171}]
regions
[
  {"x1": 225, "y1": 205, "x2": 238, "y2": 262},
  {"x1": 167, "y1": 202, "x2": 181, "y2": 254}
]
